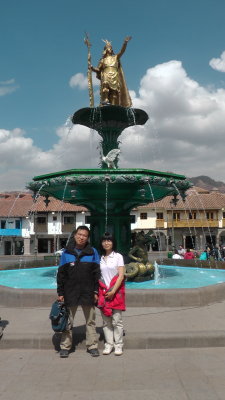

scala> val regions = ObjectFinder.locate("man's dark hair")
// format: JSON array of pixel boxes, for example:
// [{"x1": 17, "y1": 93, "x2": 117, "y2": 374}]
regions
[{"x1": 99, "y1": 232, "x2": 117, "y2": 255}]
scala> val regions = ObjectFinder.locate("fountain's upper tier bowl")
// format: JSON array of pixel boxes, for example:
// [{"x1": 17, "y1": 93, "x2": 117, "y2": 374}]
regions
[{"x1": 72, "y1": 106, "x2": 148, "y2": 132}]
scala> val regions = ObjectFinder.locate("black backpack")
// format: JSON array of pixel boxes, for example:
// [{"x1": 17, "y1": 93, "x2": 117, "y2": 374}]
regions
[{"x1": 49, "y1": 301, "x2": 69, "y2": 332}]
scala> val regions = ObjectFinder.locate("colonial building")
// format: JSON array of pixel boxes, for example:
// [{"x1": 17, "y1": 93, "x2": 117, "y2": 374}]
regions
[
  {"x1": 131, "y1": 187, "x2": 225, "y2": 251},
  {"x1": 1, "y1": 187, "x2": 225, "y2": 255},
  {"x1": 0, "y1": 192, "x2": 89, "y2": 255}
]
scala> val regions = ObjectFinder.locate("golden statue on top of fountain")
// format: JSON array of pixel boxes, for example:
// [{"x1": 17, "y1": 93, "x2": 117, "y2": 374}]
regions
[{"x1": 89, "y1": 36, "x2": 132, "y2": 107}]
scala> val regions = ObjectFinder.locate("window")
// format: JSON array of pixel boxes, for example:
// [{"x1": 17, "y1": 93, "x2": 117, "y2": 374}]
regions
[
  {"x1": 64, "y1": 216, "x2": 74, "y2": 224},
  {"x1": 140, "y1": 213, "x2": 147, "y2": 220},
  {"x1": 36, "y1": 217, "x2": 46, "y2": 224},
  {"x1": 223, "y1": 212, "x2": 225, "y2": 219},
  {"x1": 206, "y1": 212, "x2": 214, "y2": 220},
  {"x1": 173, "y1": 212, "x2": 180, "y2": 221},
  {"x1": 1, "y1": 220, "x2": 6, "y2": 229},
  {"x1": 156, "y1": 212, "x2": 163, "y2": 220},
  {"x1": 53, "y1": 216, "x2": 57, "y2": 221},
  {"x1": 85, "y1": 216, "x2": 91, "y2": 224},
  {"x1": 130, "y1": 215, "x2": 136, "y2": 223},
  {"x1": 189, "y1": 212, "x2": 196, "y2": 220},
  {"x1": 15, "y1": 220, "x2": 21, "y2": 229}
]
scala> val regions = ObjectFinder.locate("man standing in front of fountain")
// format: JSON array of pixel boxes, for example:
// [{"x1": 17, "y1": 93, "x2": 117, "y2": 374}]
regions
[{"x1": 57, "y1": 226, "x2": 100, "y2": 358}]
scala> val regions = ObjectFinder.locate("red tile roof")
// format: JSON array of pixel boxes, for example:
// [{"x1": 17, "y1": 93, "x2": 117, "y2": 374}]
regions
[
  {"x1": 0, "y1": 192, "x2": 87, "y2": 217},
  {"x1": 137, "y1": 187, "x2": 225, "y2": 211},
  {"x1": 1, "y1": 187, "x2": 225, "y2": 217}
]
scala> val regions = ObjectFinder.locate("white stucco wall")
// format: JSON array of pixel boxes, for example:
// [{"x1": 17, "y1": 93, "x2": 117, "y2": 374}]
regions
[{"x1": 48, "y1": 213, "x2": 62, "y2": 234}]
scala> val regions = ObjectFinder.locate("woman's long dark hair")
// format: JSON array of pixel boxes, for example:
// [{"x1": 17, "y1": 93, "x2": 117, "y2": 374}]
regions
[{"x1": 99, "y1": 232, "x2": 117, "y2": 255}]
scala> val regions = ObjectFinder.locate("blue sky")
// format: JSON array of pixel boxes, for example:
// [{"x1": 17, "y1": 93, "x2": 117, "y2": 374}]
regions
[{"x1": 1, "y1": 0, "x2": 225, "y2": 190}]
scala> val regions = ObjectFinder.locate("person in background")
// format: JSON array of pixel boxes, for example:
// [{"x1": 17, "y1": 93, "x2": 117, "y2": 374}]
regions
[
  {"x1": 221, "y1": 246, "x2": 225, "y2": 261},
  {"x1": 57, "y1": 226, "x2": 100, "y2": 358},
  {"x1": 199, "y1": 250, "x2": 209, "y2": 260},
  {"x1": 210, "y1": 246, "x2": 222, "y2": 261},
  {"x1": 98, "y1": 232, "x2": 126, "y2": 356},
  {"x1": 184, "y1": 248, "x2": 195, "y2": 260},
  {"x1": 178, "y1": 245, "x2": 186, "y2": 257},
  {"x1": 172, "y1": 249, "x2": 183, "y2": 259}
]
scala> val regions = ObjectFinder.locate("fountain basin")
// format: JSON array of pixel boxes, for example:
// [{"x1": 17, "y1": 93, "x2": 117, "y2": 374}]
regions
[
  {"x1": 1, "y1": 265, "x2": 225, "y2": 308},
  {"x1": 1, "y1": 265, "x2": 225, "y2": 289}
]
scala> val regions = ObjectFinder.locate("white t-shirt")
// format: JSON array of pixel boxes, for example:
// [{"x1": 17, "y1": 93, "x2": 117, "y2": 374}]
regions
[
  {"x1": 100, "y1": 251, "x2": 124, "y2": 287},
  {"x1": 172, "y1": 254, "x2": 183, "y2": 259}
]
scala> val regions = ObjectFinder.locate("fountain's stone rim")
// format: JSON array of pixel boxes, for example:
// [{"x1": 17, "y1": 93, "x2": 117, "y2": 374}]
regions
[
  {"x1": 1, "y1": 282, "x2": 225, "y2": 307},
  {"x1": 33, "y1": 168, "x2": 188, "y2": 182}
]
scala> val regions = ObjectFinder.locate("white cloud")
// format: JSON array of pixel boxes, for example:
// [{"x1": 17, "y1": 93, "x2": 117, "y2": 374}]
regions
[
  {"x1": 0, "y1": 124, "x2": 99, "y2": 190},
  {"x1": 69, "y1": 72, "x2": 99, "y2": 89},
  {"x1": 0, "y1": 78, "x2": 19, "y2": 96},
  {"x1": 1, "y1": 60, "x2": 225, "y2": 190},
  {"x1": 120, "y1": 60, "x2": 225, "y2": 179},
  {"x1": 0, "y1": 78, "x2": 15, "y2": 84},
  {"x1": 209, "y1": 50, "x2": 225, "y2": 72}
]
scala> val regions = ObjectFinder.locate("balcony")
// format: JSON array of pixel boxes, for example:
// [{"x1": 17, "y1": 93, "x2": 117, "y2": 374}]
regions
[
  {"x1": 62, "y1": 223, "x2": 75, "y2": 233},
  {"x1": 35, "y1": 224, "x2": 47, "y2": 233},
  {"x1": 0, "y1": 228, "x2": 22, "y2": 236},
  {"x1": 156, "y1": 220, "x2": 165, "y2": 228},
  {"x1": 167, "y1": 220, "x2": 219, "y2": 228}
]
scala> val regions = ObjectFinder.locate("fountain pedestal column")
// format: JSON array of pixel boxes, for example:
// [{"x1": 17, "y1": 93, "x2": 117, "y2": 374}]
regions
[{"x1": 88, "y1": 211, "x2": 131, "y2": 254}]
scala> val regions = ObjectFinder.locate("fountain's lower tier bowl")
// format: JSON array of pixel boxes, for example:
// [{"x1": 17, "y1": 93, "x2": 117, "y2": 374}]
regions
[
  {"x1": 29, "y1": 168, "x2": 191, "y2": 212},
  {"x1": 28, "y1": 168, "x2": 192, "y2": 254}
]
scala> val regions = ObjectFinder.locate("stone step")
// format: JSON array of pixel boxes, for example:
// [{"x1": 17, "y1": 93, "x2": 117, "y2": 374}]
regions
[{"x1": 1, "y1": 330, "x2": 225, "y2": 350}]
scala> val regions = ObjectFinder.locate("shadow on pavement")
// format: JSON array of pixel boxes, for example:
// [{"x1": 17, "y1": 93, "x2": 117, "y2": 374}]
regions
[{"x1": 52, "y1": 325, "x2": 104, "y2": 351}]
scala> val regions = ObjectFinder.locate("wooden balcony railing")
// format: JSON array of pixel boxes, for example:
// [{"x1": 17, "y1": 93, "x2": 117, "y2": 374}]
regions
[
  {"x1": 156, "y1": 220, "x2": 165, "y2": 228},
  {"x1": 35, "y1": 224, "x2": 48, "y2": 233},
  {"x1": 62, "y1": 223, "x2": 75, "y2": 233},
  {"x1": 167, "y1": 220, "x2": 218, "y2": 228}
]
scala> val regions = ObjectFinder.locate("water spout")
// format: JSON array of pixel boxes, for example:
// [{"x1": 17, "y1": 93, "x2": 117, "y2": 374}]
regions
[{"x1": 154, "y1": 261, "x2": 160, "y2": 285}]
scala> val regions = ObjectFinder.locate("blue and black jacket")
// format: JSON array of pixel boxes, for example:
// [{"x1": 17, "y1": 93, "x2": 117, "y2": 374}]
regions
[{"x1": 57, "y1": 240, "x2": 100, "y2": 307}]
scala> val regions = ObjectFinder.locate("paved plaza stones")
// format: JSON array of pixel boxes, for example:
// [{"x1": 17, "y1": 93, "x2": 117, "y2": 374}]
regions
[
  {"x1": 2, "y1": 279, "x2": 225, "y2": 398},
  {"x1": 1, "y1": 348, "x2": 225, "y2": 399}
]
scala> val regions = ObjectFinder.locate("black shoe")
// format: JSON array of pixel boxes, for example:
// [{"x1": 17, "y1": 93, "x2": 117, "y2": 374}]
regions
[
  {"x1": 87, "y1": 348, "x2": 99, "y2": 357},
  {"x1": 60, "y1": 349, "x2": 69, "y2": 358}
]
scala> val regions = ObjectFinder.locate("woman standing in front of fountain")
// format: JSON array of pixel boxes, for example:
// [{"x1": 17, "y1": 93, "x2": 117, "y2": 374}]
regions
[
  {"x1": 91, "y1": 37, "x2": 132, "y2": 107},
  {"x1": 98, "y1": 232, "x2": 126, "y2": 356}
]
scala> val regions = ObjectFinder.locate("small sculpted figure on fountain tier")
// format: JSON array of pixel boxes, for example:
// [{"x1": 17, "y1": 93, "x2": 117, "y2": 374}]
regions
[{"x1": 91, "y1": 37, "x2": 132, "y2": 107}]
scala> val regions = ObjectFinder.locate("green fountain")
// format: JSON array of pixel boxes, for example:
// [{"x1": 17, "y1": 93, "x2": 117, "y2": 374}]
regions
[{"x1": 28, "y1": 36, "x2": 191, "y2": 260}]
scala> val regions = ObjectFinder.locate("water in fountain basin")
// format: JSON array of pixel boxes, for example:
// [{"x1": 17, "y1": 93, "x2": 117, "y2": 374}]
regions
[{"x1": 1, "y1": 264, "x2": 225, "y2": 289}]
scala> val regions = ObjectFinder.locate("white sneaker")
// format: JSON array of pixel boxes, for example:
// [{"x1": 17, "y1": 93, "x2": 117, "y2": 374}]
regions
[
  {"x1": 102, "y1": 344, "x2": 113, "y2": 355},
  {"x1": 114, "y1": 345, "x2": 123, "y2": 356}
]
